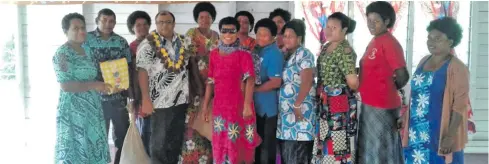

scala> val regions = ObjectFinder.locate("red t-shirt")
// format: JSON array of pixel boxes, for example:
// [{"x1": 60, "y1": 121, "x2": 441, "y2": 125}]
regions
[{"x1": 359, "y1": 32, "x2": 406, "y2": 109}]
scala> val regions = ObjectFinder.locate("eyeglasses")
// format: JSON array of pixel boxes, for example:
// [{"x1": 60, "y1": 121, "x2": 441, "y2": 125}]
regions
[
  {"x1": 221, "y1": 28, "x2": 237, "y2": 34},
  {"x1": 156, "y1": 20, "x2": 173, "y2": 25}
]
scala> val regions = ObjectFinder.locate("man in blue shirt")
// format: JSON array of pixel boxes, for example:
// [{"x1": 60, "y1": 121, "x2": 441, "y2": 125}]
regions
[
  {"x1": 252, "y1": 18, "x2": 284, "y2": 164},
  {"x1": 85, "y1": 8, "x2": 131, "y2": 164}
]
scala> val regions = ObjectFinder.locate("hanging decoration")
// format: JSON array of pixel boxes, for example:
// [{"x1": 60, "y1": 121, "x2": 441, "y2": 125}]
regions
[
  {"x1": 0, "y1": 1, "x2": 193, "y2": 5},
  {"x1": 420, "y1": 1, "x2": 459, "y2": 19},
  {"x1": 301, "y1": 1, "x2": 346, "y2": 45},
  {"x1": 355, "y1": 1, "x2": 408, "y2": 33}
]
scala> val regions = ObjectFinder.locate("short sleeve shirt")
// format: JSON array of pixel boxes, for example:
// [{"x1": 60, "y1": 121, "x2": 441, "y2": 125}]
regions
[
  {"x1": 358, "y1": 32, "x2": 406, "y2": 109},
  {"x1": 317, "y1": 40, "x2": 357, "y2": 88},
  {"x1": 136, "y1": 33, "x2": 190, "y2": 109},
  {"x1": 253, "y1": 42, "x2": 284, "y2": 117}
]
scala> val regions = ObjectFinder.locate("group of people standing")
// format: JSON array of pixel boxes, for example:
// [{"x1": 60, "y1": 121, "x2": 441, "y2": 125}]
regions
[{"x1": 53, "y1": 1, "x2": 470, "y2": 164}]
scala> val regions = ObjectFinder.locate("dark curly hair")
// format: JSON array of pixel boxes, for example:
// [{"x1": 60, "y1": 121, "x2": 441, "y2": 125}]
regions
[
  {"x1": 366, "y1": 1, "x2": 396, "y2": 28},
  {"x1": 254, "y1": 18, "x2": 278, "y2": 37},
  {"x1": 62, "y1": 12, "x2": 85, "y2": 34},
  {"x1": 281, "y1": 19, "x2": 306, "y2": 44},
  {"x1": 328, "y1": 12, "x2": 356, "y2": 34},
  {"x1": 235, "y1": 11, "x2": 255, "y2": 32},
  {"x1": 427, "y1": 17, "x2": 463, "y2": 48},
  {"x1": 126, "y1": 11, "x2": 151, "y2": 35},
  {"x1": 218, "y1": 17, "x2": 240, "y2": 32},
  {"x1": 269, "y1": 8, "x2": 292, "y2": 22},
  {"x1": 193, "y1": 2, "x2": 217, "y2": 23}
]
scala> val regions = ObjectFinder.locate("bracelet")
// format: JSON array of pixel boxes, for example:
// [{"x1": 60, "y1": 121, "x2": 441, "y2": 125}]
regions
[{"x1": 293, "y1": 104, "x2": 302, "y2": 109}]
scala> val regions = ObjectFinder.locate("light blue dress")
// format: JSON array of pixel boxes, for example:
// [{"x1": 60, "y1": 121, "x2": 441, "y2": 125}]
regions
[
  {"x1": 277, "y1": 46, "x2": 317, "y2": 141},
  {"x1": 53, "y1": 44, "x2": 110, "y2": 164},
  {"x1": 404, "y1": 56, "x2": 464, "y2": 164}
]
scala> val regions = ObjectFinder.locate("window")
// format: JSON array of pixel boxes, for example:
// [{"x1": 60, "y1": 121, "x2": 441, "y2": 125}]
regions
[
  {"x1": 411, "y1": 1, "x2": 471, "y2": 72},
  {"x1": 352, "y1": 2, "x2": 409, "y2": 66},
  {"x1": 0, "y1": 5, "x2": 18, "y2": 81}
]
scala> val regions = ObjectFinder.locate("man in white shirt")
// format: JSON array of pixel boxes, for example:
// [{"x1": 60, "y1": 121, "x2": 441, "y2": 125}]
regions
[{"x1": 136, "y1": 10, "x2": 191, "y2": 164}]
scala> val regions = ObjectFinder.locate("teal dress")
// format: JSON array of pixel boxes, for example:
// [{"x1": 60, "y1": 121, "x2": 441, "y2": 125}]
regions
[{"x1": 52, "y1": 44, "x2": 111, "y2": 164}]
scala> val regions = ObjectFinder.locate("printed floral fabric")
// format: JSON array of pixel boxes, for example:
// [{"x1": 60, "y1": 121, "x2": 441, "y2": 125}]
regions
[
  {"x1": 135, "y1": 33, "x2": 190, "y2": 109},
  {"x1": 277, "y1": 46, "x2": 317, "y2": 141},
  {"x1": 178, "y1": 27, "x2": 219, "y2": 163},
  {"x1": 208, "y1": 49, "x2": 261, "y2": 164},
  {"x1": 240, "y1": 37, "x2": 256, "y2": 52},
  {"x1": 312, "y1": 40, "x2": 358, "y2": 164},
  {"x1": 53, "y1": 44, "x2": 110, "y2": 164}
]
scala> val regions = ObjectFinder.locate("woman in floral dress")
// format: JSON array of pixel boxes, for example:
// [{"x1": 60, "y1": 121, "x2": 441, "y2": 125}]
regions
[
  {"x1": 53, "y1": 13, "x2": 111, "y2": 164},
  {"x1": 179, "y1": 2, "x2": 218, "y2": 163},
  {"x1": 277, "y1": 19, "x2": 317, "y2": 164},
  {"x1": 201, "y1": 17, "x2": 261, "y2": 164},
  {"x1": 235, "y1": 10, "x2": 256, "y2": 51},
  {"x1": 402, "y1": 17, "x2": 468, "y2": 164},
  {"x1": 311, "y1": 12, "x2": 359, "y2": 164}
]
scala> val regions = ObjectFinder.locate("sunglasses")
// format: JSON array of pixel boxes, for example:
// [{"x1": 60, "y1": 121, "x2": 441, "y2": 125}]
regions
[{"x1": 221, "y1": 28, "x2": 237, "y2": 34}]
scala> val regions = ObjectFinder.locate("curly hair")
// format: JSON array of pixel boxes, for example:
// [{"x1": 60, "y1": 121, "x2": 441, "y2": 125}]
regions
[
  {"x1": 218, "y1": 17, "x2": 240, "y2": 32},
  {"x1": 427, "y1": 17, "x2": 463, "y2": 48},
  {"x1": 281, "y1": 19, "x2": 306, "y2": 44},
  {"x1": 126, "y1": 10, "x2": 151, "y2": 35},
  {"x1": 254, "y1": 18, "x2": 278, "y2": 37},
  {"x1": 193, "y1": 2, "x2": 217, "y2": 23},
  {"x1": 366, "y1": 1, "x2": 396, "y2": 28},
  {"x1": 269, "y1": 8, "x2": 292, "y2": 22},
  {"x1": 235, "y1": 11, "x2": 255, "y2": 32},
  {"x1": 62, "y1": 12, "x2": 85, "y2": 34}
]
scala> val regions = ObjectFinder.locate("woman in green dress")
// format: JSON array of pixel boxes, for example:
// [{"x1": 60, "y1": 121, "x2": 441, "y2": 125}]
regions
[{"x1": 53, "y1": 13, "x2": 112, "y2": 164}]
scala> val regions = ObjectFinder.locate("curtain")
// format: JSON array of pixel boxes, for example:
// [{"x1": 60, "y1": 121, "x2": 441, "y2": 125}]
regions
[
  {"x1": 355, "y1": 1, "x2": 408, "y2": 33},
  {"x1": 301, "y1": 1, "x2": 346, "y2": 44}
]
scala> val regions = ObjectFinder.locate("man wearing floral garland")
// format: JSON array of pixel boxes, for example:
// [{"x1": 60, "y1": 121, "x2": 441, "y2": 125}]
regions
[{"x1": 136, "y1": 10, "x2": 192, "y2": 164}]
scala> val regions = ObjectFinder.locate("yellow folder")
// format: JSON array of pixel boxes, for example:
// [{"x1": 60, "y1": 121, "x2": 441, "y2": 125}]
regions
[{"x1": 99, "y1": 58, "x2": 129, "y2": 94}]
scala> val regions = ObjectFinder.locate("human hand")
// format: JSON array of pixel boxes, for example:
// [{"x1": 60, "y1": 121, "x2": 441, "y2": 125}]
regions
[
  {"x1": 243, "y1": 103, "x2": 252, "y2": 119},
  {"x1": 94, "y1": 82, "x2": 112, "y2": 94},
  {"x1": 201, "y1": 104, "x2": 210, "y2": 122},
  {"x1": 439, "y1": 136, "x2": 454, "y2": 154},
  {"x1": 293, "y1": 104, "x2": 304, "y2": 121},
  {"x1": 140, "y1": 98, "x2": 154, "y2": 117}
]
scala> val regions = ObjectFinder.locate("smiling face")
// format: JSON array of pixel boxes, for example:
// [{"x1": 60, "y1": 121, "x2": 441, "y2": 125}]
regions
[
  {"x1": 427, "y1": 29, "x2": 453, "y2": 56},
  {"x1": 198, "y1": 11, "x2": 213, "y2": 29},
  {"x1": 367, "y1": 12, "x2": 388, "y2": 36},
  {"x1": 133, "y1": 18, "x2": 150, "y2": 39},
  {"x1": 220, "y1": 24, "x2": 238, "y2": 45},
  {"x1": 97, "y1": 14, "x2": 116, "y2": 35},
  {"x1": 67, "y1": 18, "x2": 87, "y2": 44}
]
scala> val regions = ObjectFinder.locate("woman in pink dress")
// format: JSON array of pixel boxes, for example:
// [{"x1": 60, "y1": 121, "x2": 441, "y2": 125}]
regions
[{"x1": 201, "y1": 17, "x2": 261, "y2": 164}]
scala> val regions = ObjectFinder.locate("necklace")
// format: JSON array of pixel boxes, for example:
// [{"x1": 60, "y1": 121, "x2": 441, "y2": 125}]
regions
[{"x1": 150, "y1": 31, "x2": 186, "y2": 73}]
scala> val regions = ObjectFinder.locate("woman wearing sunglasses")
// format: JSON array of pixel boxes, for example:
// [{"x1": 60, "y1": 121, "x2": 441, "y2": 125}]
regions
[{"x1": 201, "y1": 17, "x2": 261, "y2": 164}]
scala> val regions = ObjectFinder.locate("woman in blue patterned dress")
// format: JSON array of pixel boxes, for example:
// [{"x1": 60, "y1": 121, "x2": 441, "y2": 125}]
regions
[
  {"x1": 402, "y1": 17, "x2": 469, "y2": 164},
  {"x1": 53, "y1": 13, "x2": 112, "y2": 164},
  {"x1": 277, "y1": 19, "x2": 317, "y2": 164}
]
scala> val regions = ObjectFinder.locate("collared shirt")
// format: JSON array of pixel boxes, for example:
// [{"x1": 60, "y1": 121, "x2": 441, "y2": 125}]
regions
[
  {"x1": 86, "y1": 29, "x2": 132, "y2": 101},
  {"x1": 136, "y1": 32, "x2": 190, "y2": 109},
  {"x1": 253, "y1": 42, "x2": 284, "y2": 117}
]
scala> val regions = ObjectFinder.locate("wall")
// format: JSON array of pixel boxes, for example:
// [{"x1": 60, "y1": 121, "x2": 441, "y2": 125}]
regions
[{"x1": 467, "y1": 1, "x2": 489, "y2": 153}]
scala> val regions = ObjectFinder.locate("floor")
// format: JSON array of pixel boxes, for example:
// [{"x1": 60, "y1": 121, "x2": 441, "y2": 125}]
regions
[{"x1": 108, "y1": 144, "x2": 488, "y2": 164}]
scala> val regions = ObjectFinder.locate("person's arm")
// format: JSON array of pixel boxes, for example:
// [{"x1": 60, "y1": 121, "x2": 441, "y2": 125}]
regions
[
  {"x1": 202, "y1": 50, "x2": 216, "y2": 113},
  {"x1": 440, "y1": 64, "x2": 470, "y2": 154},
  {"x1": 138, "y1": 69, "x2": 150, "y2": 101},
  {"x1": 338, "y1": 46, "x2": 359, "y2": 90},
  {"x1": 135, "y1": 43, "x2": 154, "y2": 105},
  {"x1": 294, "y1": 50, "x2": 315, "y2": 107},
  {"x1": 384, "y1": 38, "x2": 409, "y2": 89},
  {"x1": 255, "y1": 50, "x2": 284, "y2": 92}
]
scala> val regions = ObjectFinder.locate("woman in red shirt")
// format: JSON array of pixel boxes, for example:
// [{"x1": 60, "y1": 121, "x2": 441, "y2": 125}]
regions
[{"x1": 356, "y1": 2, "x2": 409, "y2": 164}]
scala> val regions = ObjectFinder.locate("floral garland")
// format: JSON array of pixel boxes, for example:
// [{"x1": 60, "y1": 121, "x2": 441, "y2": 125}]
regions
[{"x1": 147, "y1": 31, "x2": 186, "y2": 73}]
